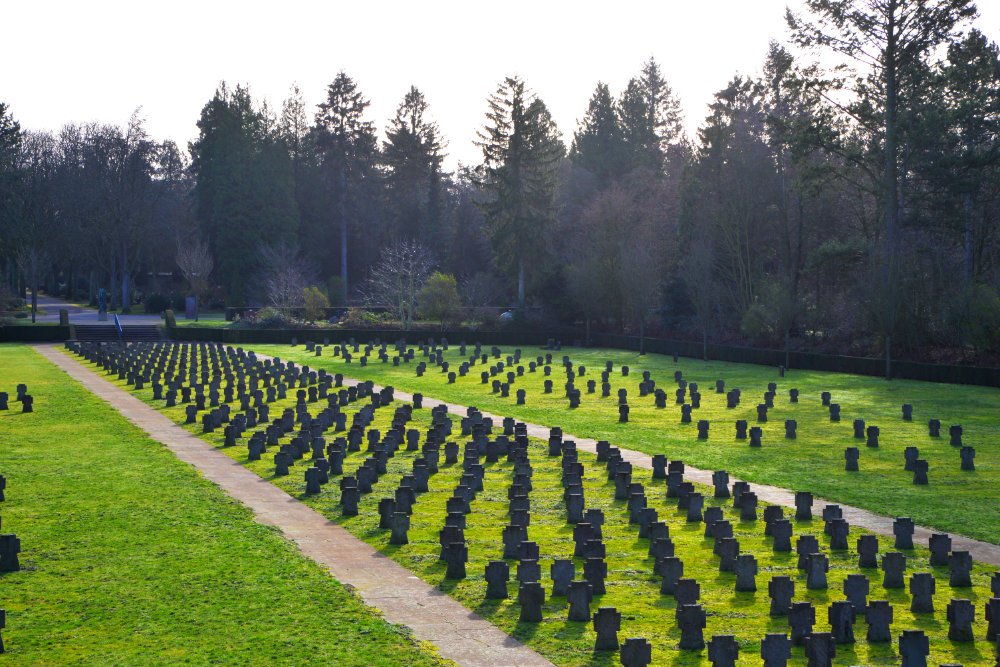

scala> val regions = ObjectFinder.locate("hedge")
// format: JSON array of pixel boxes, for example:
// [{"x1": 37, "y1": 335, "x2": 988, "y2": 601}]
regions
[{"x1": 166, "y1": 327, "x2": 998, "y2": 388}]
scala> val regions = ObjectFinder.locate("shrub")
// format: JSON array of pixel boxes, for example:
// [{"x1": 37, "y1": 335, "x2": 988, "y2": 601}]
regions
[
  {"x1": 144, "y1": 293, "x2": 172, "y2": 314},
  {"x1": 418, "y1": 272, "x2": 462, "y2": 328},
  {"x1": 340, "y1": 308, "x2": 388, "y2": 328},
  {"x1": 164, "y1": 309, "x2": 177, "y2": 328},
  {"x1": 327, "y1": 276, "x2": 346, "y2": 307},
  {"x1": 302, "y1": 286, "x2": 330, "y2": 322}
]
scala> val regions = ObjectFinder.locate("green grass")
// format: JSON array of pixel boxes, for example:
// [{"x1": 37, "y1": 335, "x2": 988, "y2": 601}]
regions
[
  {"x1": 74, "y1": 342, "x2": 1000, "y2": 666},
  {"x1": 0, "y1": 343, "x2": 448, "y2": 665},
  {"x1": 172, "y1": 317, "x2": 232, "y2": 328},
  {"x1": 249, "y1": 343, "x2": 1000, "y2": 546}
]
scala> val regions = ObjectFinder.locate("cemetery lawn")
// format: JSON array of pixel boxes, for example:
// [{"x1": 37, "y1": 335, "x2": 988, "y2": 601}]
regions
[
  {"x1": 78, "y1": 343, "x2": 998, "y2": 666},
  {"x1": 0, "y1": 344, "x2": 448, "y2": 665},
  {"x1": 254, "y1": 344, "x2": 1000, "y2": 546}
]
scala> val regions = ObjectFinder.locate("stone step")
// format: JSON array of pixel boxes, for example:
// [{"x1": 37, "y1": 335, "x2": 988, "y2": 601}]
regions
[{"x1": 75, "y1": 325, "x2": 163, "y2": 342}]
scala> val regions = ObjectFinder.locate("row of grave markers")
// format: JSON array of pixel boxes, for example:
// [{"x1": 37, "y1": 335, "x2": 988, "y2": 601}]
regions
[{"x1": 64, "y1": 340, "x2": 999, "y2": 666}]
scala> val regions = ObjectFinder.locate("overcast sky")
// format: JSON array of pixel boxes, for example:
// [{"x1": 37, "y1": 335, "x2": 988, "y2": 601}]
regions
[{"x1": 4, "y1": 0, "x2": 998, "y2": 170}]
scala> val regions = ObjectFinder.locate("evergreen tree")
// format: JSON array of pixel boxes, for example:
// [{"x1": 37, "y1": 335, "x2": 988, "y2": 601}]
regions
[
  {"x1": 788, "y1": 0, "x2": 978, "y2": 377},
  {"x1": 0, "y1": 102, "x2": 24, "y2": 287},
  {"x1": 618, "y1": 58, "x2": 685, "y2": 171},
  {"x1": 383, "y1": 86, "x2": 446, "y2": 245},
  {"x1": 313, "y1": 71, "x2": 379, "y2": 291},
  {"x1": 570, "y1": 82, "x2": 628, "y2": 185},
  {"x1": 474, "y1": 76, "x2": 565, "y2": 308},
  {"x1": 190, "y1": 83, "x2": 299, "y2": 303}
]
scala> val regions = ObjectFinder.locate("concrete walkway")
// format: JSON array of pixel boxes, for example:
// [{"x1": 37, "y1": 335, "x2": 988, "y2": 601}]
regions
[
  {"x1": 319, "y1": 370, "x2": 1000, "y2": 569},
  {"x1": 34, "y1": 344, "x2": 553, "y2": 667}
]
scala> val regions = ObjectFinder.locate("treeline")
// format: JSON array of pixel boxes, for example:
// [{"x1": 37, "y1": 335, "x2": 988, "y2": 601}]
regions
[{"x1": 1, "y1": 0, "x2": 999, "y2": 365}]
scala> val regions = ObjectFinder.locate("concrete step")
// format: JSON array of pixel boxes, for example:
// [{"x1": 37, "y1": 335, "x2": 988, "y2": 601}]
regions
[{"x1": 75, "y1": 325, "x2": 163, "y2": 342}]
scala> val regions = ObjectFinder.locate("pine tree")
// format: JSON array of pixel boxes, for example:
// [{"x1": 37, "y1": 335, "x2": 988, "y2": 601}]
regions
[
  {"x1": 474, "y1": 76, "x2": 565, "y2": 308},
  {"x1": 191, "y1": 83, "x2": 299, "y2": 303},
  {"x1": 313, "y1": 71, "x2": 379, "y2": 291},
  {"x1": 570, "y1": 82, "x2": 628, "y2": 185},
  {"x1": 383, "y1": 86, "x2": 446, "y2": 244},
  {"x1": 788, "y1": 0, "x2": 978, "y2": 377}
]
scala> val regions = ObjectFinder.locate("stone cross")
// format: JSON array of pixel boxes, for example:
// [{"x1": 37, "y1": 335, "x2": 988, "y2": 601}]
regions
[
  {"x1": 769, "y1": 576, "x2": 794, "y2": 616},
  {"x1": 865, "y1": 600, "x2": 893, "y2": 642},
  {"x1": 659, "y1": 557, "x2": 683, "y2": 595},
  {"x1": 843, "y1": 574, "x2": 869, "y2": 617},
  {"x1": 909, "y1": 572, "x2": 935, "y2": 613},
  {"x1": 677, "y1": 604, "x2": 707, "y2": 650},
  {"x1": 946, "y1": 598, "x2": 975, "y2": 641},
  {"x1": 485, "y1": 561, "x2": 509, "y2": 599},
  {"x1": 796, "y1": 535, "x2": 819, "y2": 570},
  {"x1": 882, "y1": 552, "x2": 906, "y2": 588},
  {"x1": 929, "y1": 533, "x2": 951, "y2": 566},
  {"x1": 894, "y1": 517, "x2": 915, "y2": 549},
  {"x1": 707, "y1": 634, "x2": 739, "y2": 666},
  {"x1": 804, "y1": 632, "x2": 836, "y2": 666},
  {"x1": 619, "y1": 637, "x2": 652, "y2": 667},
  {"x1": 566, "y1": 580, "x2": 593, "y2": 621},
  {"x1": 950, "y1": 550, "x2": 973, "y2": 587},
  {"x1": 760, "y1": 633, "x2": 792, "y2": 667},
  {"x1": 845, "y1": 447, "x2": 859, "y2": 471},
  {"x1": 734, "y1": 554, "x2": 757, "y2": 592},
  {"x1": 794, "y1": 491, "x2": 812, "y2": 520},
  {"x1": 772, "y1": 521, "x2": 794, "y2": 553},
  {"x1": 898, "y1": 628, "x2": 929, "y2": 666},
  {"x1": 0, "y1": 534, "x2": 21, "y2": 572},
  {"x1": 788, "y1": 601, "x2": 815, "y2": 645},
  {"x1": 518, "y1": 582, "x2": 544, "y2": 622},
  {"x1": 806, "y1": 553, "x2": 829, "y2": 589},
  {"x1": 857, "y1": 534, "x2": 879, "y2": 568},
  {"x1": 828, "y1": 601, "x2": 855, "y2": 644},
  {"x1": 550, "y1": 559, "x2": 574, "y2": 597},
  {"x1": 593, "y1": 607, "x2": 621, "y2": 651}
]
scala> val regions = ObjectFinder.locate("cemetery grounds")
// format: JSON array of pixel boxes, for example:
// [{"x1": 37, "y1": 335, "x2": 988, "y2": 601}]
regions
[{"x1": 48, "y1": 339, "x2": 1000, "y2": 665}]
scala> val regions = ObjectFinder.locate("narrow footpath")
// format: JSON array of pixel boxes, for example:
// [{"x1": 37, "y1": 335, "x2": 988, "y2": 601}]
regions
[{"x1": 34, "y1": 344, "x2": 553, "y2": 667}]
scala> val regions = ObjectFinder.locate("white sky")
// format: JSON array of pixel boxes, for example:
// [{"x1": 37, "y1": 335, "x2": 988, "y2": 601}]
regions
[{"x1": 4, "y1": 0, "x2": 998, "y2": 171}]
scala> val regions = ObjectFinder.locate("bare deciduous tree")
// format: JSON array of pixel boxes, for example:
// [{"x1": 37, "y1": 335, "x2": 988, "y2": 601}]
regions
[
  {"x1": 259, "y1": 242, "x2": 315, "y2": 310},
  {"x1": 358, "y1": 240, "x2": 434, "y2": 327},
  {"x1": 176, "y1": 238, "x2": 213, "y2": 321}
]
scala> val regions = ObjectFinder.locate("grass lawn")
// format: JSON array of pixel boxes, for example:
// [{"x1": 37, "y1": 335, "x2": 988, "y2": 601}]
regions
[
  {"x1": 70, "y1": 341, "x2": 999, "y2": 665},
  {"x1": 0, "y1": 343, "x2": 448, "y2": 665},
  {"x1": 250, "y1": 343, "x2": 1000, "y2": 546}
]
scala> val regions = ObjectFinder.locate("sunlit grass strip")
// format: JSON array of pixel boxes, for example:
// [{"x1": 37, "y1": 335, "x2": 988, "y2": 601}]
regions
[{"x1": 0, "y1": 343, "x2": 447, "y2": 665}]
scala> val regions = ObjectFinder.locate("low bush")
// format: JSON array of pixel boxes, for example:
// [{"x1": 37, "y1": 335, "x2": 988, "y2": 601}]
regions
[{"x1": 144, "y1": 292, "x2": 172, "y2": 314}]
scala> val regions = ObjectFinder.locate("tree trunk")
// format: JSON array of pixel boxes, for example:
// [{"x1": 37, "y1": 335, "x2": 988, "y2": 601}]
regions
[
  {"x1": 638, "y1": 318, "x2": 646, "y2": 356},
  {"x1": 885, "y1": 335, "x2": 892, "y2": 381},
  {"x1": 339, "y1": 166, "x2": 348, "y2": 293},
  {"x1": 703, "y1": 328, "x2": 708, "y2": 361},
  {"x1": 517, "y1": 258, "x2": 525, "y2": 309},
  {"x1": 109, "y1": 263, "x2": 118, "y2": 311},
  {"x1": 30, "y1": 273, "x2": 37, "y2": 324},
  {"x1": 785, "y1": 328, "x2": 791, "y2": 370},
  {"x1": 964, "y1": 193, "x2": 973, "y2": 282},
  {"x1": 89, "y1": 270, "x2": 96, "y2": 306}
]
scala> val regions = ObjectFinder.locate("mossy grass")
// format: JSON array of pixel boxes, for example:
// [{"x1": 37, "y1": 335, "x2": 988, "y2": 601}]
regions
[
  {"x1": 251, "y1": 343, "x2": 1000, "y2": 546},
  {"x1": 0, "y1": 343, "x2": 447, "y2": 665},
  {"x1": 75, "y1": 342, "x2": 998, "y2": 665}
]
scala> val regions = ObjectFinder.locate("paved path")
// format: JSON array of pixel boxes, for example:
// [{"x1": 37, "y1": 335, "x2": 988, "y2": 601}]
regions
[
  {"x1": 26, "y1": 292, "x2": 223, "y2": 325},
  {"x1": 34, "y1": 344, "x2": 553, "y2": 667},
  {"x1": 319, "y1": 370, "x2": 1000, "y2": 568}
]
